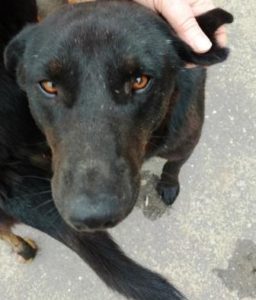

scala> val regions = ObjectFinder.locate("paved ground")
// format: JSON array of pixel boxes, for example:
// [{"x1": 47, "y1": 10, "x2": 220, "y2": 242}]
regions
[{"x1": 0, "y1": 0, "x2": 255, "y2": 299}]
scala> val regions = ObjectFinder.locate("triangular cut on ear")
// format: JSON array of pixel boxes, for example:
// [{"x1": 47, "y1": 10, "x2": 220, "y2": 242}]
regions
[{"x1": 173, "y1": 8, "x2": 234, "y2": 66}]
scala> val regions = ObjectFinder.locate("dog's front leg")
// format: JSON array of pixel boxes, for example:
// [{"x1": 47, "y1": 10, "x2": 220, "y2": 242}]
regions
[
  {"x1": 156, "y1": 158, "x2": 188, "y2": 205},
  {"x1": 0, "y1": 210, "x2": 37, "y2": 262}
]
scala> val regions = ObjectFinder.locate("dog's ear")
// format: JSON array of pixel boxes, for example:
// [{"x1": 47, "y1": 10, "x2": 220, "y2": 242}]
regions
[
  {"x1": 4, "y1": 25, "x2": 36, "y2": 77},
  {"x1": 172, "y1": 8, "x2": 233, "y2": 66}
]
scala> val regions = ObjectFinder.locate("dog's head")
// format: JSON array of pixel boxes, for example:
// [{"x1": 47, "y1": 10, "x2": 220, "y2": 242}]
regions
[{"x1": 5, "y1": 1, "x2": 233, "y2": 231}]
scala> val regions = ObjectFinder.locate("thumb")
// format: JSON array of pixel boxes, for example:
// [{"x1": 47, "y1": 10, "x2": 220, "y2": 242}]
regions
[{"x1": 155, "y1": 0, "x2": 212, "y2": 53}]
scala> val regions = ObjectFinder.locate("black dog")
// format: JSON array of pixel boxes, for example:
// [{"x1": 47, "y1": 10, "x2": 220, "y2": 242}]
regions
[{"x1": 0, "y1": 1, "x2": 233, "y2": 299}]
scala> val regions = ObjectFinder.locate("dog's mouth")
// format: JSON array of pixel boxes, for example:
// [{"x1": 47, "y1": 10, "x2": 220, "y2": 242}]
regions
[
  {"x1": 51, "y1": 165, "x2": 141, "y2": 232},
  {"x1": 65, "y1": 208, "x2": 130, "y2": 233},
  {"x1": 68, "y1": 218, "x2": 121, "y2": 233},
  {"x1": 55, "y1": 192, "x2": 138, "y2": 232}
]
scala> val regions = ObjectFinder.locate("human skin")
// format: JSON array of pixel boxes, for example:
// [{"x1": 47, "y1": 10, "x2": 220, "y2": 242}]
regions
[{"x1": 134, "y1": 0, "x2": 227, "y2": 53}]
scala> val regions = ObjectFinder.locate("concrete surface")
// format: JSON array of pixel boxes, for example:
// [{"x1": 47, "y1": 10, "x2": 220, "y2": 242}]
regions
[{"x1": 0, "y1": 0, "x2": 255, "y2": 299}]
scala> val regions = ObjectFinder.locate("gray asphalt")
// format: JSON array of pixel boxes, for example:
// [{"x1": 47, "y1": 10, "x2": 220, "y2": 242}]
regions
[{"x1": 0, "y1": 0, "x2": 255, "y2": 299}]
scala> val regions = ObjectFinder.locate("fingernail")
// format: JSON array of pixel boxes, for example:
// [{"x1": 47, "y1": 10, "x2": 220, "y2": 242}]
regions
[{"x1": 193, "y1": 35, "x2": 212, "y2": 53}]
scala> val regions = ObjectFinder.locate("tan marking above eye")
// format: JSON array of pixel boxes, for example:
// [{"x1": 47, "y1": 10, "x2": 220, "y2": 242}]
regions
[
  {"x1": 39, "y1": 81, "x2": 58, "y2": 95},
  {"x1": 132, "y1": 75, "x2": 150, "y2": 91}
]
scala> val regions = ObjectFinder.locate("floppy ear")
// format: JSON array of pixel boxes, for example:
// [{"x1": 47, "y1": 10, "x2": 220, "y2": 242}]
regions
[
  {"x1": 173, "y1": 8, "x2": 234, "y2": 66},
  {"x1": 4, "y1": 25, "x2": 36, "y2": 77}
]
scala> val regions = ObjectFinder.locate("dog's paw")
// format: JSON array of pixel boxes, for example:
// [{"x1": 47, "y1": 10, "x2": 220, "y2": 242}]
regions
[
  {"x1": 156, "y1": 181, "x2": 180, "y2": 205},
  {"x1": 15, "y1": 238, "x2": 37, "y2": 263}
]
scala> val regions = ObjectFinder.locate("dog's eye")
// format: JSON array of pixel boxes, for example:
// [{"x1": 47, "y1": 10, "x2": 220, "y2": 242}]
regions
[
  {"x1": 132, "y1": 75, "x2": 150, "y2": 92},
  {"x1": 39, "y1": 80, "x2": 58, "y2": 96}
]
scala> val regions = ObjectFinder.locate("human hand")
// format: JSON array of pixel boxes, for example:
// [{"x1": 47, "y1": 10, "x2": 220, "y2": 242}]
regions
[{"x1": 134, "y1": 0, "x2": 227, "y2": 53}]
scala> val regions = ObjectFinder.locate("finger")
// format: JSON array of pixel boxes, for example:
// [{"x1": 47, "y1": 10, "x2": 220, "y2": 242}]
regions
[
  {"x1": 190, "y1": 0, "x2": 215, "y2": 16},
  {"x1": 134, "y1": 0, "x2": 156, "y2": 11},
  {"x1": 190, "y1": 1, "x2": 227, "y2": 47},
  {"x1": 214, "y1": 25, "x2": 227, "y2": 47},
  {"x1": 154, "y1": 0, "x2": 212, "y2": 53}
]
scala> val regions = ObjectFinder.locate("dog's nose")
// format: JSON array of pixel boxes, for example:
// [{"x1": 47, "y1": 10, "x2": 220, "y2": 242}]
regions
[{"x1": 66, "y1": 194, "x2": 123, "y2": 230}]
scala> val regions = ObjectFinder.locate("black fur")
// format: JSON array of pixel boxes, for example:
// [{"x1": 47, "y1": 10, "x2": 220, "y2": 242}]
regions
[{"x1": 0, "y1": 1, "x2": 233, "y2": 299}]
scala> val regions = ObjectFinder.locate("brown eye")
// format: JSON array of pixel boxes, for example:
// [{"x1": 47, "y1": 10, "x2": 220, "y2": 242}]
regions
[
  {"x1": 39, "y1": 80, "x2": 58, "y2": 96},
  {"x1": 132, "y1": 75, "x2": 150, "y2": 91}
]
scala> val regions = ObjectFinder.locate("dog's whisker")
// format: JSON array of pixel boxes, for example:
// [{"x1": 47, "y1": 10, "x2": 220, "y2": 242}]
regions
[
  {"x1": 9, "y1": 183, "x2": 35, "y2": 196},
  {"x1": 45, "y1": 209, "x2": 61, "y2": 228},
  {"x1": 13, "y1": 190, "x2": 52, "y2": 199},
  {"x1": 45, "y1": 206, "x2": 56, "y2": 216},
  {"x1": 31, "y1": 199, "x2": 53, "y2": 211},
  {"x1": 24, "y1": 141, "x2": 48, "y2": 147},
  {"x1": 50, "y1": 212, "x2": 61, "y2": 227},
  {"x1": 21, "y1": 175, "x2": 51, "y2": 182},
  {"x1": 29, "y1": 190, "x2": 52, "y2": 196}
]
